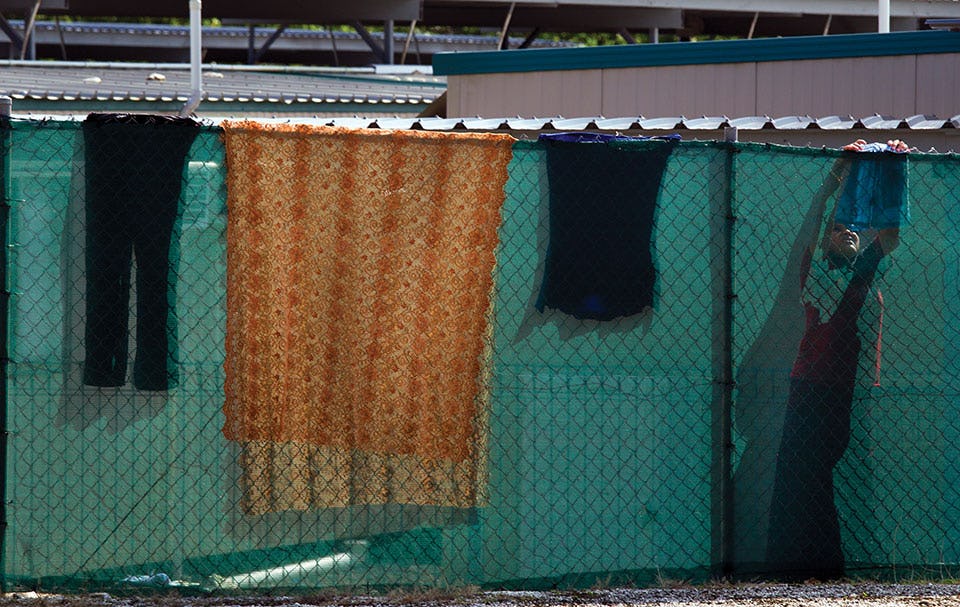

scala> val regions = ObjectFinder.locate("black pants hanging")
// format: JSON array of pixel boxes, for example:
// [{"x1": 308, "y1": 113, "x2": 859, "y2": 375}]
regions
[{"x1": 82, "y1": 114, "x2": 199, "y2": 391}]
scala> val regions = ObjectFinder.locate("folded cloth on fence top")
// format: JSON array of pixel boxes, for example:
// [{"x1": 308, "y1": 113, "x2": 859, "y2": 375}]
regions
[
  {"x1": 82, "y1": 113, "x2": 200, "y2": 391},
  {"x1": 535, "y1": 133, "x2": 678, "y2": 320},
  {"x1": 834, "y1": 141, "x2": 910, "y2": 232},
  {"x1": 221, "y1": 122, "x2": 513, "y2": 515}
]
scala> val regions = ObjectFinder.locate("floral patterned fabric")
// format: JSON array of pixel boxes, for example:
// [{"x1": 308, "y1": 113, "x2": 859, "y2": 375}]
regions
[{"x1": 221, "y1": 123, "x2": 513, "y2": 515}]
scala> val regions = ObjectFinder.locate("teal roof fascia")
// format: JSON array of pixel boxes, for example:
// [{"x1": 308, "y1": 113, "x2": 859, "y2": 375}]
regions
[{"x1": 433, "y1": 30, "x2": 960, "y2": 75}]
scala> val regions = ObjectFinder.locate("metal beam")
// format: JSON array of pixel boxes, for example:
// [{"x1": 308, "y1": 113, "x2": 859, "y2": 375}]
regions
[
  {"x1": 486, "y1": 0, "x2": 960, "y2": 18},
  {"x1": 382, "y1": 19, "x2": 393, "y2": 63},
  {"x1": 327, "y1": 25, "x2": 339, "y2": 66},
  {"x1": 399, "y1": 20, "x2": 416, "y2": 64},
  {"x1": 517, "y1": 27, "x2": 541, "y2": 49},
  {"x1": 250, "y1": 23, "x2": 287, "y2": 64},
  {"x1": 19, "y1": 0, "x2": 40, "y2": 59},
  {"x1": 422, "y1": 6, "x2": 683, "y2": 31},
  {"x1": 0, "y1": 14, "x2": 23, "y2": 57},
  {"x1": 15, "y1": 20, "x2": 530, "y2": 59},
  {"x1": 352, "y1": 20, "x2": 386, "y2": 63},
  {"x1": 32, "y1": 0, "x2": 421, "y2": 21},
  {"x1": 747, "y1": 11, "x2": 759, "y2": 38},
  {"x1": 497, "y1": 3, "x2": 515, "y2": 50},
  {"x1": 0, "y1": 0, "x2": 65, "y2": 8},
  {"x1": 691, "y1": 13, "x2": 919, "y2": 36}
]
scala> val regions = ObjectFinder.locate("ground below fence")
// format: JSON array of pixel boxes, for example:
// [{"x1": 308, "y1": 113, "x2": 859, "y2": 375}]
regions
[{"x1": 4, "y1": 583, "x2": 960, "y2": 607}]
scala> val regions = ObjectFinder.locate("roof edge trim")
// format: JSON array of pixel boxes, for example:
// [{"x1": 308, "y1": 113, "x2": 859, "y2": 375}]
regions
[{"x1": 433, "y1": 30, "x2": 960, "y2": 75}]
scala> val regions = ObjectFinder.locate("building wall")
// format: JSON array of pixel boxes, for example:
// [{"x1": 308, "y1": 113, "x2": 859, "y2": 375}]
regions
[{"x1": 447, "y1": 52, "x2": 960, "y2": 120}]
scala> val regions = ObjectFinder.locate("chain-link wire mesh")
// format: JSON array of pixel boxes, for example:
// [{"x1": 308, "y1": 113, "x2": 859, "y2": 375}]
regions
[
  {"x1": 731, "y1": 143, "x2": 960, "y2": 581},
  {"x1": 2, "y1": 118, "x2": 960, "y2": 592}
]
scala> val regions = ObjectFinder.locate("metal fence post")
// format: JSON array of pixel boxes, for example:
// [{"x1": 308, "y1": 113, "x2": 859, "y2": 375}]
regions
[
  {"x1": 0, "y1": 95, "x2": 12, "y2": 592},
  {"x1": 710, "y1": 127, "x2": 737, "y2": 578}
]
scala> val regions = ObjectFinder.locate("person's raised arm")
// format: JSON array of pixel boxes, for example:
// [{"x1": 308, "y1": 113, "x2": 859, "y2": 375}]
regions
[
  {"x1": 763, "y1": 143, "x2": 858, "y2": 312},
  {"x1": 787, "y1": 141, "x2": 863, "y2": 268},
  {"x1": 876, "y1": 226, "x2": 900, "y2": 255}
]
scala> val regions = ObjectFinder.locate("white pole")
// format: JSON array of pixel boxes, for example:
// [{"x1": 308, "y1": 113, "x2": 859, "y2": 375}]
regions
[
  {"x1": 878, "y1": 0, "x2": 890, "y2": 33},
  {"x1": 180, "y1": 0, "x2": 203, "y2": 116}
]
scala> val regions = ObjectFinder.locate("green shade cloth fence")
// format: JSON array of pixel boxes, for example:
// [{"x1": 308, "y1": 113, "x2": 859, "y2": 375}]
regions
[{"x1": 2, "y1": 118, "x2": 960, "y2": 591}]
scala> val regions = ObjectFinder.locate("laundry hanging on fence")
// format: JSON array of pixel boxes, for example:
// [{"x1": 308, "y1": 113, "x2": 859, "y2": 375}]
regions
[
  {"x1": 82, "y1": 113, "x2": 199, "y2": 391},
  {"x1": 535, "y1": 133, "x2": 678, "y2": 320},
  {"x1": 221, "y1": 122, "x2": 514, "y2": 515},
  {"x1": 834, "y1": 141, "x2": 910, "y2": 231}
]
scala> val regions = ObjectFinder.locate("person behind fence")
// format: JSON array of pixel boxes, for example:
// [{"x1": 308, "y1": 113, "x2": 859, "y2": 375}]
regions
[{"x1": 764, "y1": 139, "x2": 909, "y2": 580}]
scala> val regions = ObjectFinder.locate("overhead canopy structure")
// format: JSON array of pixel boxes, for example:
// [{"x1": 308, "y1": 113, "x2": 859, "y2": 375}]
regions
[
  {"x1": 0, "y1": 19, "x2": 576, "y2": 65},
  {"x1": 417, "y1": 0, "x2": 960, "y2": 36},
  {"x1": 421, "y1": 3, "x2": 682, "y2": 33},
  {"x1": 0, "y1": 0, "x2": 421, "y2": 21},
  {"x1": 5, "y1": 0, "x2": 958, "y2": 31},
  {"x1": 3, "y1": 0, "x2": 960, "y2": 64}
]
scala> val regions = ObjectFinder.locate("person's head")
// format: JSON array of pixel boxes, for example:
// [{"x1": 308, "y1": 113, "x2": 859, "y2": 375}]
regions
[{"x1": 823, "y1": 222, "x2": 860, "y2": 265}]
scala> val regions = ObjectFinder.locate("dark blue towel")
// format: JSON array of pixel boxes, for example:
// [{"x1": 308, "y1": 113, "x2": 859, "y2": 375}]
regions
[
  {"x1": 835, "y1": 142, "x2": 909, "y2": 231},
  {"x1": 535, "y1": 134, "x2": 678, "y2": 320}
]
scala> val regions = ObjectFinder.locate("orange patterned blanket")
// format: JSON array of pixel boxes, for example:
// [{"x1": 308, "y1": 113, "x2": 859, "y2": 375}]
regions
[{"x1": 221, "y1": 122, "x2": 513, "y2": 515}]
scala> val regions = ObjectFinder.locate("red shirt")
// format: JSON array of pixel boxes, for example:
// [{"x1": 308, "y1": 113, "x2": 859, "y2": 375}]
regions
[{"x1": 790, "y1": 239, "x2": 884, "y2": 387}]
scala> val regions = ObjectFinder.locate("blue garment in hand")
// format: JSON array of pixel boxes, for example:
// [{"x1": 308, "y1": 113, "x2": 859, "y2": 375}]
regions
[{"x1": 835, "y1": 142, "x2": 909, "y2": 231}]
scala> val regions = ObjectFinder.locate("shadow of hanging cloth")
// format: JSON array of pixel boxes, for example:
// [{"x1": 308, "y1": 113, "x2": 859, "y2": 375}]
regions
[
  {"x1": 835, "y1": 141, "x2": 910, "y2": 231},
  {"x1": 535, "y1": 132, "x2": 679, "y2": 321},
  {"x1": 82, "y1": 113, "x2": 199, "y2": 391}
]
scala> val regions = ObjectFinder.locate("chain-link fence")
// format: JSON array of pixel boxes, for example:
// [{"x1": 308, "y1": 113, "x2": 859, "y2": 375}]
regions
[{"x1": 2, "y1": 117, "x2": 960, "y2": 592}]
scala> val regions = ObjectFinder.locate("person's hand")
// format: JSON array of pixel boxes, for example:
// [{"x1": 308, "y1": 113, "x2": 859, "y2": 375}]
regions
[
  {"x1": 842, "y1": 139, "x2": 868, "y2": 151},
  {"x1": 885, "y1": 139, "x2": 910, "y2": 152},
  {"x1": 841, "y1": 139, "x2": 911, "y2": 152}
]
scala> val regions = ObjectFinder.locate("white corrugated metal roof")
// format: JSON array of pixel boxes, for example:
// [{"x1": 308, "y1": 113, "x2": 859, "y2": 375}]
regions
[
  {"x1": 0, "y1": 61, "x2": 445, "y2": 112},
  {"x1": 10, "y1": 112, "x2": 958, "y2": 133},
  {"x1": 286, "y1": 114, "x2": 960, "y2": 131},
  {"x1": 2, "y1": 61, "x2": 959, "y2": 133}
]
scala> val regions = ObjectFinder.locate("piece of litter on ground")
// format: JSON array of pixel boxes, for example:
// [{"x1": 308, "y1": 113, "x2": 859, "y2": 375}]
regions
[{"x1": 121, "y1": 573, "x2": 172, "y2": 587}]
